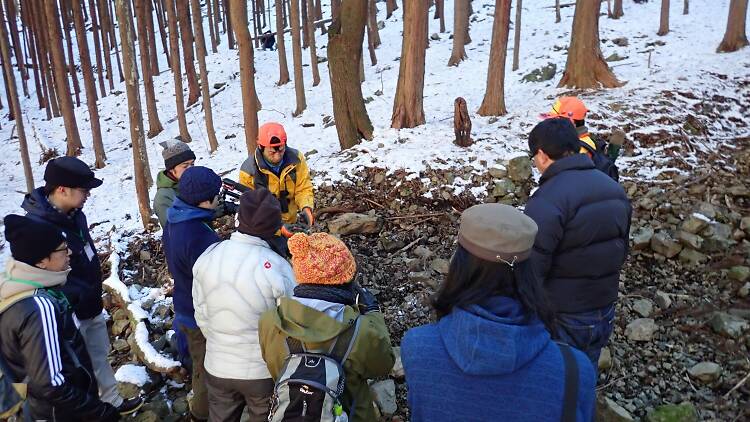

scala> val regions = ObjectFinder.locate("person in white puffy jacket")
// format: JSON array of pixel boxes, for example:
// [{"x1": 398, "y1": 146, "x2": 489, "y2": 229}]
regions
[{"x1": 192, "y1": 188, "x2": 296, "y2": 422}]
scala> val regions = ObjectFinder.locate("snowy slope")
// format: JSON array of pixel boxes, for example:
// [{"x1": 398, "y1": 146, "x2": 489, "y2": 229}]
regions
[{"x1": 0, "y1": 0, "x2": 748, "y2": 251}]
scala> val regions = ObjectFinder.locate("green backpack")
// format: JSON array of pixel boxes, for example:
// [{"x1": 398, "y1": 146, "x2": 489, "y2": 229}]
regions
[{"x1": 0, "y1": 290, "x2": 36, "y2": 419}]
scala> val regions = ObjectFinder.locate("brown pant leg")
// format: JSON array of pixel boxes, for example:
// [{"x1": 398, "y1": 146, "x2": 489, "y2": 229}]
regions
[
  {"x1": 205, "y1": 372, "x2": 246, "y2": 422},
  {"x1": 238, "y1": 378, "x2": 274, "y2": 422},
  {"x1": 183, "y1": 326, "x2": 209, "y2": 420}
]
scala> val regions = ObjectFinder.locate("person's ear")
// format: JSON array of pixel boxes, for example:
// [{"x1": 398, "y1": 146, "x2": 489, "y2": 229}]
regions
[
  {"x1": 536, "y1": 148, "x2": 553, "y2": 167},
  {"x1": 36, "y1": 257, "x2": 50, "y2": 270}
]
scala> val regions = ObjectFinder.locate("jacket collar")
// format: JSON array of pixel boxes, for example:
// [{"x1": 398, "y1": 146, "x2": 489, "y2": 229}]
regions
[
  {"x1": 166, "y1": 197, "x2": 215, "y2": 224},
  {"x1": 157, "y1": 170, "x2": 179, "y2": 189},
  {"x1": 229, "y1": 231, "x2": 271, "y2": 248},
  {"x1": 254, "y1": 147, "x2": 301, "y2": 174},
  {"x1": 539, "y1": 154, "x2": 595, "y2": 184},
  {"x1": 0, "y1": 258, "x2": 70, "y2": 300},
  {"x1": 21, "y1": 187, "x2": 80, "y2": 228}
]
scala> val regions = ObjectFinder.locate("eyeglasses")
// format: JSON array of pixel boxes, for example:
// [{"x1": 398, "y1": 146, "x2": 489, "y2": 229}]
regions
[
  {"x1": 528, "y1": 150, "x2": 537, "y2": 160},
  {"x1": 52, "y1": 244, "x2": 69, "y2": 253},
  {"x1": 74, "y1": 188, "x2": 91, "y2": 195},
  {"x1": 270, "y1": 145, "x2": 285, "y2": 152}
]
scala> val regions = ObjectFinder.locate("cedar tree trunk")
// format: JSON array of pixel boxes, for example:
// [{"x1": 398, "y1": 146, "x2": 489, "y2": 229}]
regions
[
  {"x1": 177, "y1": 0, "x2": 200, "y2": 105},
  {"x1": 512, "y1": 0, "x2": 521, "y2": 71},
  {"x1": 136, "y1": 0, "x2": 164, "y2": 138},
  {"x1": 275, "y1": 0, "x2": 290, "y2": 84},
  {"x1": 191, "y1": 0, "x2": 219, "y2": 152},
  {"x1": 230, "y1": 0, "x2": 260, "y2": 152},
  {"x1": 306, "y1": 0, "x2": 320, "y2": 85},
  {"x1": 478, "y1": 0, "x2": 511, "y2": 116},
  {"x1": 289, "y1": 0, "x2": 306, "y2": 115},
  {"x1": 448, "y1": 0, "x2": 469, "y2": 66},
  {"x1": 657, "y1": 0, "x2": 670, "y2": 36},
  {"x1": 165, "y1": 0, "x2": 192, "y2": 141},
  {"x1": 717, "y1": 0, "x2": 749, "y2": 52},
  {"x1": 391, "y1": 0, "x2": 427, "y2": 128}
]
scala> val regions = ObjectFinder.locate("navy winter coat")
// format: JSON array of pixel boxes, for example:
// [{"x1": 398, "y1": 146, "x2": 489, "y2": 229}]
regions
[
  {"x1": 524, "y1": 154, "x2": 632, "y2": 313},
  {"x1": 163, "y1": 198, "x2": 220, "y2": 328},
  {"x1": 21, "y1": 188, "x2": 104, "y2": 320}
]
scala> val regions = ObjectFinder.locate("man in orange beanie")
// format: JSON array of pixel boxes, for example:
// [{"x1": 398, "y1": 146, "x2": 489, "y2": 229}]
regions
[{"x1": 258, "y1": 233, "x2": 395, "y2": 422}]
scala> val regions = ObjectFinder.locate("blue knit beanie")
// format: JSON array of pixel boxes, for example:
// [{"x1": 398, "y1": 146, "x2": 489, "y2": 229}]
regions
[{"x1": 177, "y1": 166, "x2": 221, "y2": 206}]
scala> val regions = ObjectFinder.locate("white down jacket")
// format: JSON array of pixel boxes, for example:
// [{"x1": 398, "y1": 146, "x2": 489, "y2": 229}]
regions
[{"x1": 192, "y1": 232, "x2": 296, "y2": 380}]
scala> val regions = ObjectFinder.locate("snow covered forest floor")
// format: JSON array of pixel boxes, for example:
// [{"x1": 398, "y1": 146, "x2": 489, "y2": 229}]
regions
[{"x1": 0, "y1": 0, "x2": 749, "y2": 420}]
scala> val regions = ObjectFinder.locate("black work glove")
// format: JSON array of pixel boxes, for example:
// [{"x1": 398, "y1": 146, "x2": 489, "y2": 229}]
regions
[
  {"x1": 355, "y1": 284, "x2": 380, "y2": 314},
  {"x1": 223, "y1": 201, "x2": 239, "y2": 215}
]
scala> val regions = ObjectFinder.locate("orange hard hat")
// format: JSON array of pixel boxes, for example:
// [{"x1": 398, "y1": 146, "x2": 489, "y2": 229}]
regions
[
  {"x1": 257, "y1": 122, "x2": 287, "y2": 147},
  {"x1": 550, "y1": 97, "x2": 588, "y2": 121}
]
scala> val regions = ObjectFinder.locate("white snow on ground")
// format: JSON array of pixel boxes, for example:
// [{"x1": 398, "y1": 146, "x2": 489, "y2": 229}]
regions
[
  {"x1": 0, "y1": 0, "x2": 748, "y2": 246},
  {"x1": 114, "y1": 363, "x2": 150, "y2": 386}
]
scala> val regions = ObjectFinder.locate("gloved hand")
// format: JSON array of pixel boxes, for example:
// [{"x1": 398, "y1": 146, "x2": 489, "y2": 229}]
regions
[
  {"x1": 354, "y1": 284, "x2": 380, "y2": 314},
  {"x1": 223, "y1": 201, "x2": 239, "y2": 215},
  {"x1": 281, "y1": 224, "x2": 295, "y2": 238},
  {"x1": 299, "y1": 207, "x2": 314, "y2": 226}
]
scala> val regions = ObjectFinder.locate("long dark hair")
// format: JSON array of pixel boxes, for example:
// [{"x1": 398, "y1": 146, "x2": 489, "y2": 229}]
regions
[{"x1": 432, "y1": 245, "x2": 556, "y2": 331}]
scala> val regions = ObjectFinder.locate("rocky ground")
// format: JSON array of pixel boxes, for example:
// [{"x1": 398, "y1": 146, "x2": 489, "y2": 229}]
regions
[{"x1": 104, "y1": 86, "x2": 750, "y2": 421}]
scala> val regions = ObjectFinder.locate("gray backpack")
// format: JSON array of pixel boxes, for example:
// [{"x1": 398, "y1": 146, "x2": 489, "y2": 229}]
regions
[{"x1": 268, "y1": 319, "x2": 360, "y2": 422}]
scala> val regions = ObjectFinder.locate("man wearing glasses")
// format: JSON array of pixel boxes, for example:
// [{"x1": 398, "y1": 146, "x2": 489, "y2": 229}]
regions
[
  {"x1": 21, "y1": 156, "x2": 143, "y2": 416},
  {"x1": 238, "y1": 122, "x2": 315, "y2": 236}
]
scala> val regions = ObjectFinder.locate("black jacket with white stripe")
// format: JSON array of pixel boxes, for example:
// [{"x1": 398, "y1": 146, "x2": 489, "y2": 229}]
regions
[{"x1": 0, "y1": 289, "x2": 119, "y2": 421}]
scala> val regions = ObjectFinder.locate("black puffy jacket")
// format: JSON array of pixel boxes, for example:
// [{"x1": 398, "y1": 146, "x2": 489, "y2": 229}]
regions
[
  {"x1": 21, "y1": 188, "x2": 104, "y2": 320},
  {"x1": 524, "y1": 154, "x2": 632, "y2": 314},
  {"x1": 0, "y1": 289, "x2": 119, "y2": 421}
]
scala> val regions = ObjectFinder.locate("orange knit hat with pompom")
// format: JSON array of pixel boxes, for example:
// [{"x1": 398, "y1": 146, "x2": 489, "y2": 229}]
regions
[{"x1": 288, "y1": 233, "x2": 357, "y2": 285}]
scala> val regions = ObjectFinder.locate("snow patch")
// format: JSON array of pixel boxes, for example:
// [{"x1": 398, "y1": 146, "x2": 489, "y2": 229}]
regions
[{"x1": 115, "y1": 364, "x2": 149, "y2": 387}]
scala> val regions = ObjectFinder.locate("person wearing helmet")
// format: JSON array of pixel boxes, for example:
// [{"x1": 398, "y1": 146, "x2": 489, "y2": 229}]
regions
[
  {"x1": 548, "y1": 96, "x2": 596, "y2": 155},
  {"x1": 238, "y1": 122, "x2": 314, "y2": 232}
]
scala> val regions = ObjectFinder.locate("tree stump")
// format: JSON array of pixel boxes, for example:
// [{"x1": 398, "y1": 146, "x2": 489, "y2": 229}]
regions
[{"x1": 454, "y1": 97, "x2": 472, "y2": 147}]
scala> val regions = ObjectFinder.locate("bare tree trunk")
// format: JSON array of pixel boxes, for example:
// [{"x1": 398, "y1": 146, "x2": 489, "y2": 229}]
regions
[
  {"x1": 511, "y1": 0, "x2": 521, "y2": 71},
  {"x1": 275, "y1": 0, "x2": 290, "y2": 84},
  {"x1": 612, "y1": 0, "x2": 623, "y2": 19},
  {"x1": 555, "y1": 0, "x2": 561, "y2": 22},
  {"x1": 116, "y1": 0, "x2": 153, "y2": 227},
  {"x1": 153, "y1": 0, "x2": 171, "y2": 64},
  {"x1": 683, "y1": 0, "x2": 688, "y2": 14},
  {"x1": 205, "y1": 0, "x2": 218, "y2": 52},
  {"x1": 230, "y1": 0, "x2": 260, "y2": 153},
  {"x1": 251, "y1": 0, "x2": 260, "y2": 48},
  {"x1": 97, "y1": 0, "x2": 115, "y2": 89},
  {"x1": 0, "y1": 3, "x2": 33, "y2": 192},
  {"x1": 301, "y1": 0, "x2": 310, "y2": 49},
  {"x1": 45, "y1": 0, "x2": 82, "y2": 155},
  {"x1": 191, "y1": 0, "x2": 219, "y2": 152},
  {"x1": 106, "y1": 0, "x2": 124, "y2": 83},
  {"x1": 306, "y1": 0, "x2": 320, "y2": 85},
  {"x1": 135, "y1": 0, "x2": 164, "y2": 138},
  {"x1": 212, "y1": 0, "x2": 222, "y2": 47},
  {"x1": 177, "y1": 0, "x2": 200, "y2": 106},
  {"x1": 85, "y1": 0, "x2": 106, "y2": 97},
  {"x1": 386, "y1": 0, "x2": 397, "y2": 19},
  {"x1": 289, "y1": 0, "x2": 306, "y2": 115},
  {"x1": 20, "y1": 0, "x2": 46, "y2": 111},
  {"x1": 657, "y1": 0, "x2": 669, "y2": 36},
  {"x1": 5, "y1": 0, "x2": 28, "y2": 97},
  {"x1": 328, "y1": 0, "x2": 372, "y2": 149},
  {"x1": 391, "y1": 0, "x2": 427, "y2": 128},
  {"x1": 435, "y1": 0, "x2": 445, "y2": 33},
  {"x1": 71, "y1": 0, "x2": 106, "y2": 167},
  {"x1": 558, "y1": 0, "x2": 621, "y2": 88},
  {"x1": 145, "y1": 0, "x2": 160, "y2": 74},
  {"x1": 367, "y1": 0, "x2": 380, "y2": 47},
  {"x1": 478, "y1": 0, "x2": 511, "y2": 116},
  {"x1": 448, "y1": 0, "x2": 469, "y2": 66},
  {"x1": 30, "y1": 0, "x2": 57, "y2": 118},
  {"x1": 61, "y1": 0, "x2": 81, "y2": 107},
  {"x1": 165, "y1": 0, "x2": 192, "y2": 142},
  {"x1": 225, "y1": 0, "x2": 235, "y2": 48},
  {"x1": 717, "y1": 0, "x2": 748, "y2": 52}
]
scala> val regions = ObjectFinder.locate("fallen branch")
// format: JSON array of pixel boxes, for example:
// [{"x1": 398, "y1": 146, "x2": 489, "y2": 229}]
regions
[
  {"x1": 386, "y1": 212, "x2": 445, "y2": 221},
  {"x1": 724, "y1": 362, "x2": 750, "y2": 398},
  {"x1": 389, "y1": 236, "x2": 425, "y2": 258},
  {"x1": 364, "y1": 198, "x2": 385, "y2": 209}
]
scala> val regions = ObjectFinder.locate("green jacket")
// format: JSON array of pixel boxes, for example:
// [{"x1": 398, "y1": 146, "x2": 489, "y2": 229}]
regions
[
  {"x1": 153, "y1": 171, "x2": 178, "y2": 228},
  {"x1": 259, "y1": 297, "x2": 395, "y2": 422}
]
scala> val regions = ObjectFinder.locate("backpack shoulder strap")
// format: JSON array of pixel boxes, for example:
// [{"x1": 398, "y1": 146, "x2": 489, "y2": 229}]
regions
[
  {"x1": 285, "y1": 336, "x2": 305, "y2": 355},
  {"x1": 329, "y1": 317, "x2": 361, "y2": 364},
  {"x1": 0, "y1": 290, "x2": 38, "y2": 315},
  {"x1": 558, "y1": 343, "x2": 579, "y2": 422},
  {"x1": 578, "y1": 139, "x2": 596, "y2": 155}
]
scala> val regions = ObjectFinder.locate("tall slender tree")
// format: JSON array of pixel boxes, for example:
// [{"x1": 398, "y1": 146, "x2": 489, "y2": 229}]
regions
[
  {"x1": 230, "y1": 0, "x2": 260, "y2": 152},
  {"x1": 392, "y1": 0, "x2": 427, "y2": 128},
  {"x1": 555, "y1": 0, "x2": 561, "y2": 22},
  {"x1": 61, "y1": 0, "x2": 81, "y2": 107},
  {"x1": 448, "y1": 0, "x2": 470, "y2": 66},
  {"x1": 306, "y1": 0, "x2": 320, "y2": 85},
  {"x1": 153, "y1": 0, "x2": 171, "y2": 63},
  {"x1": 289, "y1": 0, "x2": 306, "y2": 115},
  {"x1": 657, "y1": 0, "x2": 670, "y2": 36},
  {"x1": 135, "y1": 0, "x2": 164, "y2": 137},
  {"x1": 206, "y1": 0, "x2": 218, "y2": 52},
  {"x1": 386, "y1": 0, "x2": 397, "y2": 18},
  {"x1": 478, "y1": 0, "x2": 511, "y2": 116},
  {"x1": 5, "y1": 0, "x2": 28, "y2": 97},
  {"x1": 97, "y1": 0, "x2": 115, "y2": 89},
  {"x1": 86, "y1": 0, "x2": 106, "y2": 97},
  {"x1": 435, "y1": 0, "x2": 446, "y2": 33},
  {"x1": 191, "y1": 0, "x2": 219, "y2": 152},
  {"x1": 166, "y1": 0, "x2": 192, "y2": 142},
  {"x1": 611, "y1": 0, "x2": 623, "y2": 19},
  {"x1": 683, "y1": 0, "x2": 689, "y2": 14},
  {"x1": 512, "y1": 0, "x2": 522, "y2": 71},
  {"x1": 275, "y1": 0, "x2": 290, "y2": 84},
  {"x1": 225, "y1": 0, "x2": 235, "y2": 48},
  {"x1": 717, "y1": 0, "x2": 748, "y2": 52},
  {"x1": 177, "y1": 0, "x2": 200, "y2": 105}
]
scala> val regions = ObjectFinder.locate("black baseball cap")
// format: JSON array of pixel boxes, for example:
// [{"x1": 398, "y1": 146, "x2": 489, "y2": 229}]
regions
[{"x1": 43, "y1": 157, "x2": 103, "y2": 189}]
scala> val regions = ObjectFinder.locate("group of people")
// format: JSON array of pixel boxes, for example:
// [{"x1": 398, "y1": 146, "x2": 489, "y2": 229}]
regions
[{"x1": 0, "y1": 97, "x2": 631, "y2": 422}]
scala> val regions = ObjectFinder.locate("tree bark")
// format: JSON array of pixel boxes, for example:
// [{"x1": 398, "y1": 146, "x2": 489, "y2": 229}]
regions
[
  {"x1": 104, "y1": 0, "x2": 123, "y2": 83},
  {"x1": 301, "y1": 0, "x2": 309, "y2": 49},
  {"x1": 145, "y1": 0, "x2": 160, "y2": 74},
  {"x1": 327, "y1": 0, "x2": 372, "y2": 149},
  {"x1": 61, "y1": 0, "x2": 81, "y2": 107},
  {"x1": 683, "y1": 0, "x2": 688, "y2": 14},
  {"x1": 191, "y1": 0, "x2": 219, "y2": 152},
  {"x1": 275, "y1": 0, "x2": 290, "y2": 84},
  {"x1": 612, "y1": 0, "x2": 623, "y2": 19},
  {"x1": 558, "y1": 0, "x2": 621, "y2": 89},
  {"x1": 5, "y1": 0, "x2": 28, "y2": 97},
  {"x1": 478, "y1": 0, "x2": 510, "y2": 116},
  {"x1": 176, "y1": 0, "x2": 200, "y2": 105},
  {"x1": 391, "y1": 0, "x2": 427, "y2": 128},
  {"x1": 717, "y1": 0, "x2": 748, "y2": 52},
  {"x1": 31, "y1": 0, "x2": 58, "y2": 118},
  {"x1": 165, "y1": 0, "x2": 192, "y2": 142},
  {"x1": 71, "y1": 0, "x2": 106, "y2": 167},
  {"x1": 289, "y1": 0, "x2": 306, "y2": 115},
  {"x1": 367, "y1": 0, "x2": 380, "y2": 47},
  {"x1": 555, "y1": 0, "x2": 561, "y2": 22},
  {"x1": 448, "y1": 0, "x2": 469, "y2": 66},
  {"x1": 512, "y1": 0, "x2": 521, "y2": 71},
  {"x1": 454, "y1": 97, "x2": 472, "y2": 147},
  {"x1": 85, "y1": 0, "x2": 107, "y2": 97},
  {"x1": 45, "y1": 0, "x2": 82, "y2": 155},
  {"x1": 435, "y1": 0, "x2": 445, "y2": 33},
  {"x1": 657, "y1": 0, "x2": 669, "y2": 36},
  {"x1": 97, "y1": 0, "x2": 115, "y2": 89},
  {"x1": 135, "y1": 0, "x2": 164, "y2": 138},
  {"x1": 153, "y1": 0, "x2": 171, "y2": 65},
  {"x1": 212, "y1": 0, "x2": 222, "y2": 47},
  {"x1": 116, "y1": 0, "x2": 153, "y2": 227},
  {"x1": 230, "y1": 0, "x2": 260, "y2": 153},
  {"x1": 0, "y1": 3, "x2": 33, "y2": 192},
  {"x1": 225, "y1": 0, "x2": 235, "y2": 48},
  {"x1": 206, "y1": 0, "x2": 218, "y2": 52},
  {"x1": 306, "y1": 0, "x2": 320, "y2": 85},
  {"x1": 386, "y1": 0, "x2": 397, "y2": 19},
  {"x1": 20, "y1": 0, "x2": 47, "y2": 112}
]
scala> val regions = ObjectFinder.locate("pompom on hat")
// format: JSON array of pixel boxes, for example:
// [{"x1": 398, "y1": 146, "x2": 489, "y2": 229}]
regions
[{"x1": 288, "y1": 233, "x2": 356, "y2": 285}]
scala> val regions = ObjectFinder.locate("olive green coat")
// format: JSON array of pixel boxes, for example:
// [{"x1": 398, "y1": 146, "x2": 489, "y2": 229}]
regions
[
  {"x1": 259, "y1": 297, "x2": 395, "y2": 422},
  {"x1": 153, "y1": 171, "x2": 178, "y2": 228}
]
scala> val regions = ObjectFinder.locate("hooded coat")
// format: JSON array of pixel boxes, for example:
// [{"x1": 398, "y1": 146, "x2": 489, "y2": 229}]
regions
[
  {"x1": 259, "y1": 297, "x2": 395, "y2": 422},
  {"x1": 153, "y1": 171, "x2": 179, "y2": 229},
  {"x1": 21, "y1": 188, "x2": 104, "y2": 320},
  {"x1": 401, "y1": 297, "x2": 595, "y2": 422},
  {"x1": 0, "y1": 258, "x2": 119, "y2": 421}
]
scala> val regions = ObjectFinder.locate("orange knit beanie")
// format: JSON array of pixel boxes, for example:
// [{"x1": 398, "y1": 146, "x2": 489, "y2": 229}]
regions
[{"x1": 288, "y1": 233, "x2": 356, "y2": 285}]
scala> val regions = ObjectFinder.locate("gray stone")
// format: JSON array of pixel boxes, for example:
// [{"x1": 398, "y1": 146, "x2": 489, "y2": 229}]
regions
[
  {"x1": 695, "y1": 202, "x2": 717, "y2": 219},
  {"x1": 596, "y1": 396, "x2": 634, "y2": 422},
  {"x1": 151, "y1": 335, "x2": 167, "y2": 352},
  {"x1": 728, "y1": 266, "x2": 750, "y2": 282},
  {"x1": 430, "y1": 33, "x2": 440, "y2": 40},
  {"x1": 492, "y1": 179, "x2": 516, "y2": 197},
  {"x1": 605, "y1": 53, "x2": 626, "y2": 62},
  {"x1": 370, "y1": 380, "x2": 397, "y2": 416},
  {"x1": 708, "y1": 312, "x2": 749, "y2": 338},
  {"x1": 625, "y1": 318, "x2": 657, "y2": 341},
  {"x1": 521, "y1": 62, "x2": 556, "y2": 83},
  {"x1": 113, "y1": 338, "x2": 130, "y2": 353},
  {"x1": 141, "y1": 398, "x2": 170, "y2": 418},
  {"x1": 409, "y1": 271, "x2": 438, "y2": 289},
  {"x1": 645, "y1": 402, "x2": 698, "y2": 422},
  {"x1": 688, "y1": 362, "x2": 722, "y2": 383},
  {"x1": 740, "y1": 216, "x2": 750, "y2": 233},
  {"x1": 678, "y1": 248, "x2": 707, "y2": 266},
  {"x1": 680, "y1": 214, "x2": 710, "y2": 234},
  {"x1": 413, "y1": 246, "x2": 433, "y2": 260},
  {"x1": 172, "y1": 395, "x2": 189, "y2": 415},
  {"x1": 507, "y1": 156, "x2": 532, "y2": 182},
  {"x1": 612, "y1": 37, "x2": 629, "y2": 46},
  {"x1": 379, "y1": 237, "x2": 405, "y2": 252},
  {"x1": 139, "y1": 250, "x2": 151, "y2": 261},
  {"x1": 676, "y1": 231, "x2": 703, "y2": 250},
  {"x1": 111, "y1": 319, "x2": 130, "y2": 336},
  {"x1": 728, "y1": 185, "x2": 750, "y2": 196},
  {"x1": 739, "y1": 282, "x2": 750, "y2": 298},
  {"x1": 327, "y1": 213, "x2": 382, "y2": 235},
  {"x1": 140, "y1": 297, "x2": 155, "y2": 310},
  {"x1": 117, "y1": 382, "x2": 140, "y2": 399},
  {"x1": 729, "y1": 308, "x2": 750, "y2": 319},
  {"x1": 650, "y1": 232, "x2": 682, "y2": 258},
  {"x1": 112, "y1": 308, "x2": 129, "y2": 321},
  {"x1": 631, "y1": 226, "x2": 654, "y2": 250},
  {"x1": 488, "y1": 166, "x2": 507, "y2": 179},
  {"x1": 390, "y1": 347, "x2": 404, "y2": 379},
  {"x1": 632, "y1": 299, "x2": 654, "y2": 318},
  {"x1": 430, "y1": 258, "x2": 450, "y2": 275},
  {"x1": 654, "y1": 291, "x2": 672, "y2": 310},
  {"x1": 598, "y1": 347, "x2": 612, "y2": 371}
]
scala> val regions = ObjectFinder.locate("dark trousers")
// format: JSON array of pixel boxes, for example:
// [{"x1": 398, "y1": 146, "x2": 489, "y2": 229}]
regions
[
  {"x1": 554, "y1": 303, "x2": 616, "y2": 368},
  {"x1": 183, "y1": 326, "x2": 209, "y2": 420},
  {"x1": 205, "y1": 372, "x2": 274, "y2": 422}
]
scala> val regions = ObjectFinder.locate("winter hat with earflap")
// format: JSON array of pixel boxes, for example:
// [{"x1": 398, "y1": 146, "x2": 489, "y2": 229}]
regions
[
  {"x1": 160, "y1": 139, "x2": 196, "y2": 171},
  {"x1": 4, "y1": 214, "x2": 66, "y2": 266},
  {"x1": 458, "y1": 204, "x2": 538, "y2": 266},
  {"x1": 288, "y1": 233, "x2": 356, "y2": 285},
  {"x1": 177, "y1": 166, "x2": 221, "y2": 206},
  {"x1": 238, "y1": 188, "x2": 282, "y2": 238}
]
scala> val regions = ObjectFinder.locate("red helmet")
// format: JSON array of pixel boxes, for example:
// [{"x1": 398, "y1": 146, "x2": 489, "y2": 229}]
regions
[{"x1": 257, "y1": 122, "x2": 287, "y2": 147}]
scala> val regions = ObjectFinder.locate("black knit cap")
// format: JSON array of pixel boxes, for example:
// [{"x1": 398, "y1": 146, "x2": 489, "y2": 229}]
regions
[
  {"x1": 4, "y1": 214, "x2": 66, "y2": 266},
  {"x1": 238, "y1": 188, "x2": 282, "y2": 238},
  {"x1": 44, "y1": 156, "x2": 103, "y2": 189}
]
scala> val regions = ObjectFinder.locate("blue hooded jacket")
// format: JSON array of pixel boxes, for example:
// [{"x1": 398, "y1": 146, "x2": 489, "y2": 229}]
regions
[
  {"x1": 163, "y1": 197, "x2": 220, "y2": 328},
  {"x1": 402, "y1": 297, "x2": 595, "y2": 422}
]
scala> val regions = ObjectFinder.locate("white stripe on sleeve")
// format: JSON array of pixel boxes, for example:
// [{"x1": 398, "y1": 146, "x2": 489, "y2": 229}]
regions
[{"x1": 33, "y1": 297, "x2": 65, "y2": 386}]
